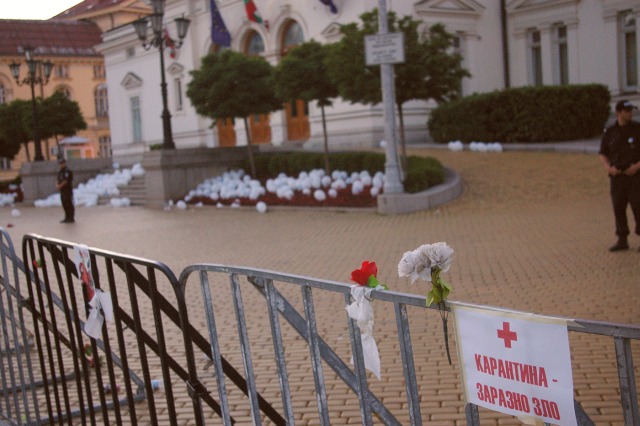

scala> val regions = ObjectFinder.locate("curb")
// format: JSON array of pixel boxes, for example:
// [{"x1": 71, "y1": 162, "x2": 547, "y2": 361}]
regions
[{"x1": 376, "y1": 167, "x2": 462, "y2": 215}]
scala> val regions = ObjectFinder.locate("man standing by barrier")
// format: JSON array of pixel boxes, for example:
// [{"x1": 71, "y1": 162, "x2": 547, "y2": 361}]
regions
[
  {"x1": 57, "y1": 158, "x2": 75, "y2": 224},
  {"x1": 599, "y1": 100, "x2": 640, "y2": 251}
]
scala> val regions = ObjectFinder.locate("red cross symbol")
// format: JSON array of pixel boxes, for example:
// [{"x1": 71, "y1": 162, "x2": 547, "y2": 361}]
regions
[{"x1": 497, "y1": 321, "x2": 518, "y2": 348}]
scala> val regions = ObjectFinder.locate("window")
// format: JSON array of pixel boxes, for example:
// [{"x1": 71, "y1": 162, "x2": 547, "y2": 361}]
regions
[
  {"x1": 55, "y1": 64, "x2": 69, "y2": 78},
  {"x1": 553, "y1": 24, "x2": 569, "y2": 85},
  {"x1": 245, "y1": 31, "x2": 264, "y2": 56},
  {"x1": 174, "y1": 78, "x2": 183, "y2": 111},
  {"x1": 56, "y1": 86, "x2": 72, "y2": 99},
  {"x1": 99, "y1": 136, "x2": 112, "y2": 158},
  {"x1": 0, "y1": 83, "x2": 5, "y2": 104},
  {"x1": 621, "y1": 11, "x2": 638, "y2": 89},
  {"x1": 0, "y1": 158, "x2": 11, "y2": 170},
  {"x1": 95, "y1": 85, "x2": 109, "y2": 117},
  {"x1": 528, "y1": 29, "x2": 543, "y2": 86},
  {"x1": 282, "y1": 21, "x2": 304, "y2": 54},
  {"x1": 451, "y1": 33, "x2": 467, "y2": 95},
  {"x1": 130, "y1": 96, "x2": 142, "y2": 142},
  {"x1": 94, "y1": 64, "x2": 105, "y2": 79}
]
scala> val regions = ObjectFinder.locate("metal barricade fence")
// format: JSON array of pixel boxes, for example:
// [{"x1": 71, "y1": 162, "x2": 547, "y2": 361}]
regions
[
  {"x1": 0, "y1": 229, "x2": 40, "y2": 425},
  {"x1": 0, "y1": 231, "x2": 636, "y2": 425},
  {"x1": 18, "y1": 233, "x2": 283, "y2": 426},
  {"x1": 178, "y1": 264, "x2": 640, "y2": 426}
]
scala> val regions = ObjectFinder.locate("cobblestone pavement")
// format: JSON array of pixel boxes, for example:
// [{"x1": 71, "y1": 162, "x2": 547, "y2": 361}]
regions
[{"x1": 1, "y1": 146, "x2": 638, "y2": 425}]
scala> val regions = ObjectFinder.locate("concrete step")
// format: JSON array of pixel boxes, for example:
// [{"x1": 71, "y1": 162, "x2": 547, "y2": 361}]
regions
[{"x1": 98, "y1": 174, "x2": 147, "y2": 206}]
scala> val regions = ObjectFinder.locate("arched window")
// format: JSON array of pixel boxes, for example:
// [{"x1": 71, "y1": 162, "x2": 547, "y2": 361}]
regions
[
  {"x1": 95, "y1": 85, "x2": 108, "y2": 117},
  {"x1": 282, "y1": 21, "x2": 304, "y2": 55},
  {"x1": 0, "y1": 83, "x2": 5, "y2": 105},
  {"x1": 245, "y1": 31, "x2": 265, "y2": 56}
]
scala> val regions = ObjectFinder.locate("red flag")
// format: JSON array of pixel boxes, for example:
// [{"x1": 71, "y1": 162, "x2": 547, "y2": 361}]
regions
[
  {"x1": 164, "y1": 27, "x2": 176, "y2": 59},
  {"x1": 243, "y1": 0, "x2": 263, "y2": 24}
]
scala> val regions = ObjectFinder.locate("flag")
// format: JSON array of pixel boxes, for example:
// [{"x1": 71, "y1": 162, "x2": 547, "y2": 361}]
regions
[
  {"x1": 163, "y1": 27, "x2": 176, "y2": 59},
  {"x1": 319, "y1": 0, "x2": 338, "y2": 14},
  {"x1": 244, "y1": 0, "x2": 263, "y2": 24},
  {"x1": 210, "y1": 0, "x2": 231, "y2": 47}
]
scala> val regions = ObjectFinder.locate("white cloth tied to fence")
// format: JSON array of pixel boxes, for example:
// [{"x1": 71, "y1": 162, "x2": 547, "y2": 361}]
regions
[
  {"x1": 346, "y1": 285, "x2": 383, "y2": 379},
  {"x1": 85, "y1": 290, "x2": 113, "y2": 339}
]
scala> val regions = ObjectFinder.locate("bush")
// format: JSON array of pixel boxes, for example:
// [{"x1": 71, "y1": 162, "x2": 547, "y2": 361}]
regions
[
  {"x1": 404, "y1": 156, "x2": 445, "y2": 193},
  {"x1": 243, "y1": 151, "x2": 444, "y2": 193},
  {"x1": 427, "y1": 84, "x2": 611, "y2": 143}
]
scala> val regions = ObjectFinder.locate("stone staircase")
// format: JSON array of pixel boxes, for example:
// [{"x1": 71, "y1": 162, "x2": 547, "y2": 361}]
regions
[{"x1": 97, "y1": 174, "x2": 147, "y2": 206}]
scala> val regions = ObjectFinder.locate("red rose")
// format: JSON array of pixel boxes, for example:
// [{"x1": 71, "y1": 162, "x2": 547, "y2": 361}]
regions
[{"x1": 351, "y1": 261, "x2": 377, "y2": 286}]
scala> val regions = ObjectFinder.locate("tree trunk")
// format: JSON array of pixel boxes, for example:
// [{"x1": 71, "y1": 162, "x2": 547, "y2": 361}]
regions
[
  {"x1": 24, "y1": 142, "x2": 31, "y2": 163},
  {"x1": 243, "y1": 116, "x2": 256, "y2": 177},
  {"x1": 397, "y1": 101, "x2": 408, "y2": 173},
  {"x1": 321, "y1": 104, "x2": 330, "y2": 174}
]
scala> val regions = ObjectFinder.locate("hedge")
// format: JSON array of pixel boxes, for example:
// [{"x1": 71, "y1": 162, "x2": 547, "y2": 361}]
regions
[
  {"x1": 243, "y1": 151, "x2": 444, "y2": 194},
  {"x1": 427, "y1": 84, "x2": 611, "y2": 143}
]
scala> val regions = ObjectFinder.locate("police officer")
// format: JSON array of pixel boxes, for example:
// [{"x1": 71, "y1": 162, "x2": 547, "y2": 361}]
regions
[
  {"x1": 56, "y1": 158, "x2": 75, "y2": 223},
  {"x1": 599, "y1": 100, "x2": 640, "y2": 251}
]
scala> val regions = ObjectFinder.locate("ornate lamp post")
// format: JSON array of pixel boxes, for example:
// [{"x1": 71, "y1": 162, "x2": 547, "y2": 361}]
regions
[
  {"x1": 9, "y1": 47, "x2": 54, "y2": 162},
  {"x1": 133, "y1": 0, "x2": 190, "y2": 150}
]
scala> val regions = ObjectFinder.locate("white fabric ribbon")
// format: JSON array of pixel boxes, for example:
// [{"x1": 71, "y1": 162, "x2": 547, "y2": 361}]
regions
[
  {"x1": 346, "y1": 285, "x2": 383, "y2": 380},
  {"x1": 84, "y1": 289, "x2": 113, "y2": 339}
]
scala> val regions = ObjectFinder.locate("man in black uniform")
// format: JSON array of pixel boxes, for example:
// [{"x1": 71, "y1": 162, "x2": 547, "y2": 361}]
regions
[
  {"x1": 56, "y1": 158, "x2": 75, "y2": 223},
  {"x1": 599, "y1": 100, "x2": 640, "y2": 251}
]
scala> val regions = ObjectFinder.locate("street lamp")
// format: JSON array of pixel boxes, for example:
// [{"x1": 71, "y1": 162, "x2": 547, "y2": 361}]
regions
[
  {"x1": 133, "y1": 0, "x2": 190, "y2": 150},
  {"x1": 9, "y1": 47, "x2": 54, "y2": 162}
]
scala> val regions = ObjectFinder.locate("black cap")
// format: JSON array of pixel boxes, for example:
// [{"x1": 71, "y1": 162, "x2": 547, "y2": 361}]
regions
[
  {"x1": 58, "y1": 158, "x2": 66, "y2": 164},
  {"x1": 615, "y1": 100, "x2": 638, "y2": 111}
]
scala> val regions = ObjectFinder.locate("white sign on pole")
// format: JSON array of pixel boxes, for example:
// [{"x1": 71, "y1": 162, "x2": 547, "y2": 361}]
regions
[
  {"x1": 453, "y1": 304, "x2": 577, "y2": 426},
  {"x1": 365, "y1": 32, "x2": 405, "y2": 65}
]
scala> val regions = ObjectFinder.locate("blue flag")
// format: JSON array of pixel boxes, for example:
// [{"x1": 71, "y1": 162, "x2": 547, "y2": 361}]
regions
[
  {"x1": 319, "y1": 0, "x2": 338, "y2": 14},
  {"x1": 210, "y1": 0, "x2": 231, "y2": 47}
]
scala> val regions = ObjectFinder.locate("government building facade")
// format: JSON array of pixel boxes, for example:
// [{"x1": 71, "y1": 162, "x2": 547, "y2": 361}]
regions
[{"x1": 96, "y1": 0, "x2": 640, "y2": 165}]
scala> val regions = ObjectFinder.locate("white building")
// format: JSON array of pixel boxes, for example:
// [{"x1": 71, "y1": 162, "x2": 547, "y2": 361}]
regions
[{"x1": 97, "y1": 0, "x2": 640, "y2": 165}]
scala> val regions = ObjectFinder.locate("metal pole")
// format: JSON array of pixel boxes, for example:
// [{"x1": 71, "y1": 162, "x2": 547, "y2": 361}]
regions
[
  {"x1": 378, "y1": 0, "x2": 403, "y2": 194},
  {"x1": 158, "y1": 39, "x2": 175, "y2": 150},
  {"x1": 29, "y1": 77, "x2": 44, "y2": 161}
]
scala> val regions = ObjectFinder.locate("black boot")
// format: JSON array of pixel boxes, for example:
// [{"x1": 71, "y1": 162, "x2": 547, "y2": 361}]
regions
[{"x1": 609, "y1": 237, "x2": 629, "y2": 252}]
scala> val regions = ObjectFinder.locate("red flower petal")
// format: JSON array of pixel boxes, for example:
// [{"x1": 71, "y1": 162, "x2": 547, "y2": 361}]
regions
[{"x1": 350, "y1": 261, "x2": 378, "y2": 286}]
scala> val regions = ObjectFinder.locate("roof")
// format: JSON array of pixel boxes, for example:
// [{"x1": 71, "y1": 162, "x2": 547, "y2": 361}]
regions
[
  {"x1": 53, "y1": 0, "x2": 147, "y2": 20},
  {"x1": 0, "y1": 19, "x2": 103, "y2": 57}
]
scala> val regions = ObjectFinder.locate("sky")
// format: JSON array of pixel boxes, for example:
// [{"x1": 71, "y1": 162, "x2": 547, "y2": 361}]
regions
[{"x1": 0, "y1": 1, "x2": 84, "y2": 20}]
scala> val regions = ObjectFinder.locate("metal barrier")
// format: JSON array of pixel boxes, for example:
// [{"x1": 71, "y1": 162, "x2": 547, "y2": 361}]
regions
[
  {"x1": 19, "y1": 234, "x2": 282, "y2": 425},
  {"x1": 0, "y1": 231, "x2": 636, "y2": 425},
  {"x1": 0, "y1": 229, "x2": 40, "y2": 425},
  {"x1": 178, "y1": 264, "x2": 640, "y2": 426}
]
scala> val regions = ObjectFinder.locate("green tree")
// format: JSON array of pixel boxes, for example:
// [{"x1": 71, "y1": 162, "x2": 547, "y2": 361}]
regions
[
  {"x1": 39, "y1": 92, "x2": 87, "y2": 156},
  {"x1": 325, "y1": 10, "x2": 469, "y2": 163},
  {"x1": 0, "y1": 100, "x2": 32, "y2": 160},
  {"x1": 274, "y1": 40, "x2": 338, "y2": 173},
  {"x1": 187, "y1": 50, "x2": 282, "y2": 176}
]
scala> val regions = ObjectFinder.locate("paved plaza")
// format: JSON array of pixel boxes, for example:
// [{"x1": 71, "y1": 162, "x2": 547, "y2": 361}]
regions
[{"x1": 1, "y1": 145, "x2": 638, "y2": 425}]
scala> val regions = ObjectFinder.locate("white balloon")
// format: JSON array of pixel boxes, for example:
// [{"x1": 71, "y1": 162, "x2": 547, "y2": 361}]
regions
[{"x1": 256, "y1": 201, "x2": 267, "y2": 213}]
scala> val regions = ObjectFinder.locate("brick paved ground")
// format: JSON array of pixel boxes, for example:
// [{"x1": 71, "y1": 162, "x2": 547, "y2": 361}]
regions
[{"x1": 1, "y1": 146, "x2": 638, "y2": 425}]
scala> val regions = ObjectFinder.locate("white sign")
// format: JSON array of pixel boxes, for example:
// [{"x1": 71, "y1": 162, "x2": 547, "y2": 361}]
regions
[
  {"x1": 453, "y1": 305, "x2": 577, "y2": 425},
  {"x1": 365, "y1": 32, "x2": 405, "y2": 65}
]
